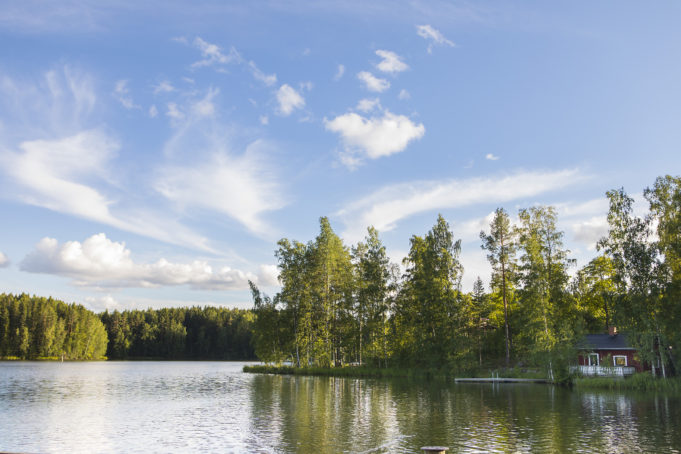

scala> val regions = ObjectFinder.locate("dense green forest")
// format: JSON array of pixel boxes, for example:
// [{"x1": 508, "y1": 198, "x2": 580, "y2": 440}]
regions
[
  {"x1": 250, "y1": 176, "x2": 681, "y2": 379},
  {"x1": 0, "y1": 294, "x2": 255, "y2": 360},
  {"x1": 0, "y1": 293, "x2": 108, "y2": 360},
  {"x1": 100, "y1": 306, "x2": 254, "y2": 360}
]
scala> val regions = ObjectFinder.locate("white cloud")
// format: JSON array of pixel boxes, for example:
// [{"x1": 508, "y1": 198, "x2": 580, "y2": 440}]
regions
[
  {"x1": 21, "y1": 233, "x2": 272, "y2": 290},
  {"x1": 276, "y1": 84, "x2": 305, "y2": 116},
  {"x1": 0, "y1": 252, "x2": 9, "y2": 268},
  {"x1": 398, "y1": 89, "x2": 410, "y2": 100},
  {"x1": 337, "y1": 169, "x2": 585, "y2": 242},
  {"x1": 355, "y1": 98, "x2": 381, "y2": 113},
  {"x1": 113, "y1": 79, "x2": 138, "y2": 109},
  {"x1": 248, "y1": 61, "x2": 277, "y2": 86},
  {"x1": 417, "y1": 24, "x2": 455, "y2": 53},
  {"x1": 153, "y1": 80, "x2": 175, "y2": 94},
  {"x1": 166, "y1": 102, "x2": 184, "y2": 119},
  {"x1": 155, "y1": 140, "x2": 286, "y2": 236},
  {"x1": 375, "y1": 50, "x2": 409, "y2": 73},
  {"x1": 571, "y1": 216, "x2": 608, "y2": 249},
  {"x1": 485, "y1": 153, "x2": 499, "y2": 161},
  {"x1": 149, "y1": 104, "x2": 158, "y2": 118},
  {"x1": 334, "y1": 64, "x2": 346, "y2": 81},
  {"x1": 259, "y1": 115, "x2": 269, "y2": 125},
  {"x1": 325, "y1": 110, "x2": 425, "y2": 166},
  {"x1": 189, "y1": 37, "x2": 276, "y2": 86},
  {"x1": 191, "y1": 87, "x2": 218, "y2": 117},
  {"x1": 191, "y1": 37, "x2": 241, "y2": 68},
  {"x1": 357, "y1": 71, "x2": 390, "y2": 92}
]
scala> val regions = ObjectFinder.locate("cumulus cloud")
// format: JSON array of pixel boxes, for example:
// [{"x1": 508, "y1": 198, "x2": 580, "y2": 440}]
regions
[
  {"x1": 21, "y1": 233, "x2": 275, "y2": 290},
  {"x1": 357, "y1": 71, "x2": 390, "y2": 92},
  {"x1": 398, "y1": 89, "x2": 410, "y2": 100},
  {"x1": 355, "y1": 98, "x2": 381, "y2": 113},
  {"x1": 325, "y1": 110, "x2": 425, "y2": 166},
  {"x1": 334, "y1": 64, "x2": 345, "y2": 81},
  {"x1": 417, "y1": 24, "x2": 455, "y2": 53},
  {"x1": 149, "y1": 104, "x2": 158, "y2": 118},
  {"x1": 375, "y1": 50, "x2": 409, "y2": 73},
  {"x1": 276, "y1": 84, "x2": 305, "y2": 116},
  {"x1": 337, "y1": 169, "x2": 585, "y2": 242},
  {"x1": 0, "y1": 252, "x2": 9, "y2": 268},
  {"x1": 485, "y1": 153, "x2": 499, "y2": 161}
]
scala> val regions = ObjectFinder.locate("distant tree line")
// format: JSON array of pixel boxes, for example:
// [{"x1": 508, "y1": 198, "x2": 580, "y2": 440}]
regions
[
  {"x1": 1, "y1": 294, "x2": 256, "y2": 360},
  {"x1": 0, "y1": 293, "x2": 108, "y2": 360},
  {"x1": 250, "y1": 175, "x2": 681, "y2": 378},
  {"x1": 100, "y1": 306, "x2": 255, "y2": 360}
]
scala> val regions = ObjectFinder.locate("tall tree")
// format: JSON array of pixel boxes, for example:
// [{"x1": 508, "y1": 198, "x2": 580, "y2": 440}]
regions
[
  {"x1": 480, "y1": 208, "x2": 517, "y2": 366},
  {"x1": 598, "y1": 188, "x2": 666, "y2": 375},
  {"x1": 516, "y1": 206, "x2": 573, "y2": 379},
  {"x1": 400, "y1": 214, "x2": 464, "y2": 366},
  {"x1": 352, "y1": 226, "x2": 392, "y2": 366}
]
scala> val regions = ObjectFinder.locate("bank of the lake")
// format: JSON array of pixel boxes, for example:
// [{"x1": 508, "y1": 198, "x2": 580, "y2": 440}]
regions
[
  {"x1": 243, "y1": 364, "x2": 549, "y2": 381},
  {"x1": 574, "y1": 374, "x2": 681, "y2": 392}
]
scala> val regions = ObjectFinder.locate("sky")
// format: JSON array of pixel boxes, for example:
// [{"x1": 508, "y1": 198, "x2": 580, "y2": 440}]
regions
[{"x1": 1, "y1": 1, "x2": 680, "y2": 312}]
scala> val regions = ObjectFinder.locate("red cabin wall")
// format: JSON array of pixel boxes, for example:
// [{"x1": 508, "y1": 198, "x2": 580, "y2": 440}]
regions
[{"x1": 577, "y1": 349, "x2": 647, "y2": 372}]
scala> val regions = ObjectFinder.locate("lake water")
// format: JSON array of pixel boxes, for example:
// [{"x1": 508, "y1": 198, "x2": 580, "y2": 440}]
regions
[{"x1": 0, "y1": 361, "x2": 679, "y2": 453}]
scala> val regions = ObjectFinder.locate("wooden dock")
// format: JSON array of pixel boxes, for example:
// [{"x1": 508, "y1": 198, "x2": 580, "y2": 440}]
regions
[{"x1": 454, "y1": 377, "x2": 549, "y2": 383}]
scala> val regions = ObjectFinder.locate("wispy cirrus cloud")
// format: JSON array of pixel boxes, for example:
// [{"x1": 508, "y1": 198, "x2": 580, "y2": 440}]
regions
[
  {"x1": 417, "y1": 24, "x2": 455, "y2": 53},
  {"x1": 188, "y1": 37, "x2": 277, "y2": 86},
  {"x1": 21, "y1": 233, "x2": 278, "y2": 290},
  {"x1": 337, "y1": 169, "x2": 586, "y2": 242}
]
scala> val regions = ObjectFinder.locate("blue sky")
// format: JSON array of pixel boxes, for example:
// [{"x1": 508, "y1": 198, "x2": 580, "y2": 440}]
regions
[{"x1": 1, "y1": 1, "x2": 680, "y2": 311}]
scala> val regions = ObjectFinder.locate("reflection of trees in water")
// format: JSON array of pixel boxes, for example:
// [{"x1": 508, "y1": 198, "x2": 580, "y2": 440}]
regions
[{"x1": 248, "y1": 376, "x2": 681, "y2": 453}]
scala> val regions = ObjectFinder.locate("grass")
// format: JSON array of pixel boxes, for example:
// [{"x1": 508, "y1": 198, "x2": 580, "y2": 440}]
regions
[{"x1": 573, "y1": 372, "x2": 681, "y2": 392}]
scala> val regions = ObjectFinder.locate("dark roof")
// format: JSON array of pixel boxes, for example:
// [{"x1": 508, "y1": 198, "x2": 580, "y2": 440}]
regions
[{"x1": 577, "y1": 333, "x2": 634, "y2": 350}]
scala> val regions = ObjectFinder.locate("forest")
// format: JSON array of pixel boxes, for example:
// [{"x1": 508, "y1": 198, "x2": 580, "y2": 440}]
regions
[
  {"x1": 0, "y1": 295, "x2": 255, "y2": 360},
  {"x1": 99, "y1": 306, "x2": 254, "y2": 360},
  {"x1": 0, "y1": 293, "x2": 108, "y2": 360},
  {"x1": 249, "y1": 175, "x2": 681, "y2": 379}
]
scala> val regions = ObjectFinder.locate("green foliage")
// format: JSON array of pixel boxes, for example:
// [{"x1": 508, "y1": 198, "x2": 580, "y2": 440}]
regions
[
  {"x1": 99, "y1": 305, "x2": 255, "y2": 360},
  {"x1": 248, "y1": 175, "x2": 681, "y2": 379},
  {"x1": 0, "y1": 293, "x2": 107, "y2": 360}
]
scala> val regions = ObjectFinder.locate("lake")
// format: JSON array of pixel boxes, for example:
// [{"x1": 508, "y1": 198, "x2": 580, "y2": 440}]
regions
[{"x1": 0, "y1": 361, "x2": 679, "y2": 453}]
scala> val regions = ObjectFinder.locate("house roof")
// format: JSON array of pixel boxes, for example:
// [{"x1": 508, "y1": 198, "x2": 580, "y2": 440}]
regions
[{"x1": 577, "y1": 333, "x2": 634, "y2": 350}]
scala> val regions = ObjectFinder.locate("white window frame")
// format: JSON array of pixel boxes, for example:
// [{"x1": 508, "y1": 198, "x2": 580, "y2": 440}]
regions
[
  {"x1": 588, "y1": 353, "x2": 599, "y2": 366},
  {"x1": 613, "y1": 355, "x2": 628, "y2": 367}
]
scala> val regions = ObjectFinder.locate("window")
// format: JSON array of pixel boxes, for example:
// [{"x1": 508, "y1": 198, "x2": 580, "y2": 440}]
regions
[
  {"x1": 613, "y1": 355, "x2": 627, "y2": 367},
  {"x1": 588, "y1": 353, "x2": 599, "y2": 366}
]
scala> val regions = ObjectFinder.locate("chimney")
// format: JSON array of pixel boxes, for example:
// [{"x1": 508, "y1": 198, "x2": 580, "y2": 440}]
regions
[{"x1": 608, "y1": 326, "x2": 618, "y2": 337}]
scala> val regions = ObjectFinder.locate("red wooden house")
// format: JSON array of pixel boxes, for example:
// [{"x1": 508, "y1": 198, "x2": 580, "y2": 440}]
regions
[{"x1": 575, "y1": 327, "x2": 646, "y2": 376}]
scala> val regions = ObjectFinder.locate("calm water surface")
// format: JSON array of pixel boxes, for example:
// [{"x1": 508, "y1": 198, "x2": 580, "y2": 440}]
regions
[{"x1": 0, "y1": 361, "x2": 679, "y2": 453}]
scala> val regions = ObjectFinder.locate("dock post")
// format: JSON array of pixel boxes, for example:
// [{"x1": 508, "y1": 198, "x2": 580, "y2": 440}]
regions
[{"x1": 421, "y1": 447, "x2": 449, "y2": 454}]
